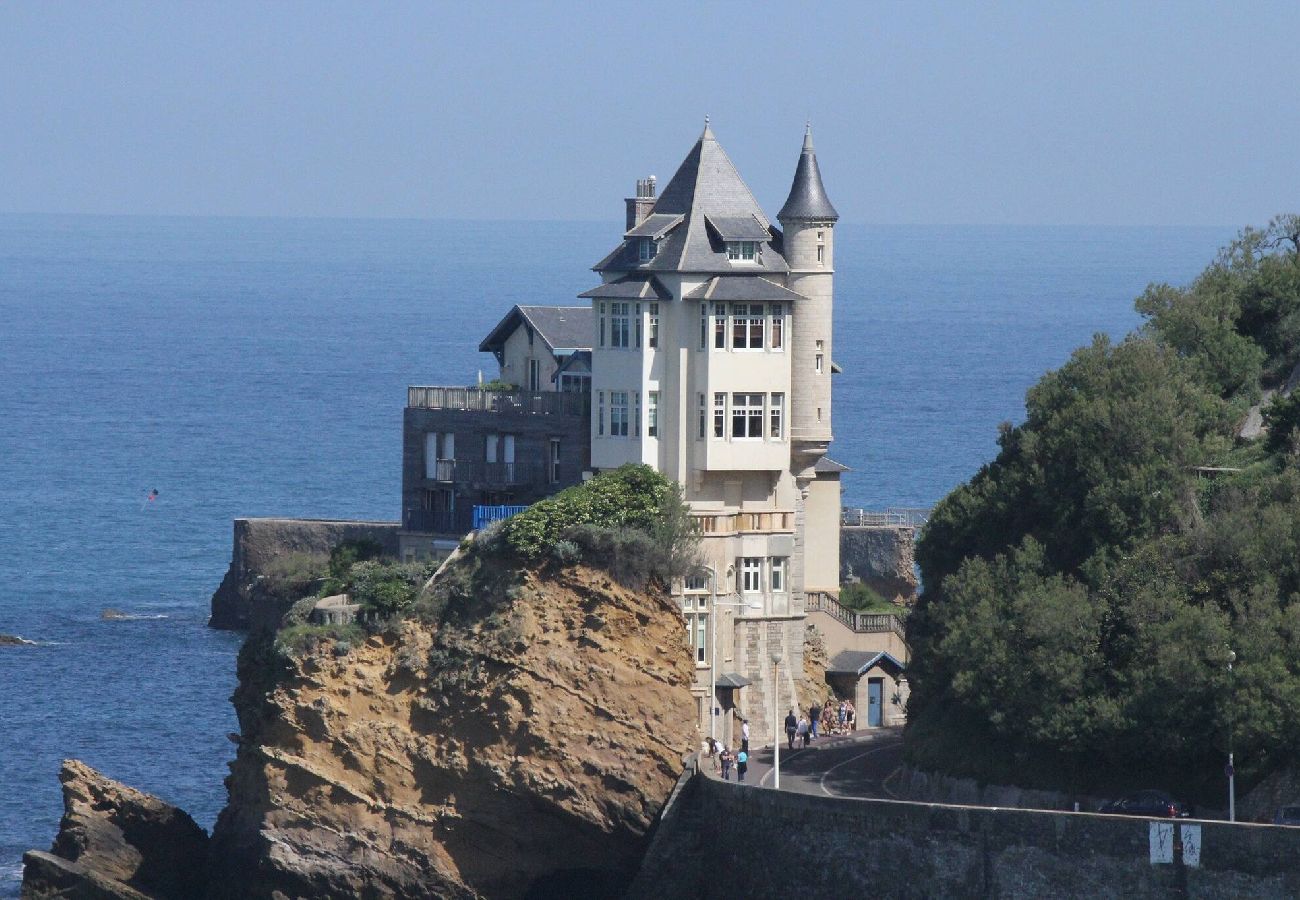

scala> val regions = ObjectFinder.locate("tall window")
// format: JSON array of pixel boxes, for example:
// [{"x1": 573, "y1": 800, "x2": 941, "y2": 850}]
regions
[
  {"x1": 731, "y1": 392, "x2": 763, "y2": 439},
  {"x1": 528, "y1": 358, "x2": 540, "y2": 391},
  {"x1": 741, "y1": 558, "x2": 762, "y2": 593},
  {"x1": 770, "y1": 392, "x2": 784, "y2": 439},
  {"x1": 633, "y1": 391, "x2": 641, "y2": 437},
  {"x1": 639, "y1": 238, "x2": 656, "y2": 261},
  {"x1": 610, "y1": 391, "x2": 629, "y2": 436},
  {"x1": 611, "y1": 302, "x2": 631, "y2": 348},
  {"x1": 598, "y1": 302, "x2": 606, "y2": 347},
  {"x1": 699, "y1": 303, "x2": 708, "y2": 350},
  {"x1": 698, "y1": 393, "x2": 706, "y2": 440},
  {"x1": 816, "y1": 245, "x2": 824, "y2": 264},
  {"x1": 732, "y1": 303, "x2": 763, "y2": 349},
  {"x1": 770, "y1": 304, "x2": 784, "y2": 350},
  {"x1": 635, "y1": 302, "x2": 642, "y2": 348},
  {"x1": 727, "y1": 241, "x2": 757, "y2": 261},
  {"x1": 713, "y1": 302, "x2": 727, "y2": 349},
  {"x1": 549, "y1": 438, "x2": 561, "y2": 483},
  {"x1": 648, "y1": 303, "x2": 659, "y2": 349},
  {"x1": 713, "y1": 392, "x2": 726, "y2": 438},
  {"x1": 771, "y1": 557, "x2": 787, "y2": 593},
  {"x1": 597, "y1": 390, "x2": 605, "y2": 436},
  {"x1": 648, "y1": 391, "x2": 659, "y2": 438}
]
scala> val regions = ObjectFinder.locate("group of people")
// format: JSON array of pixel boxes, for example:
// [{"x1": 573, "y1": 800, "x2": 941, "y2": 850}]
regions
[
  {"x1": 702, "y1": 699, "x2": 860, "y2": 782},
  {"x1": 704, "y1": 735, "x2": 749, "y2": 782},
  {"x1": 783, "y1": 698, "x2": 857, "y2": 750}
]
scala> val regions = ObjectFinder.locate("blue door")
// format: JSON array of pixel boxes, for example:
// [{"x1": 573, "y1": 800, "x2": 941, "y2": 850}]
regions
[{"x1": 867, "y1": 678, "x2": 883, "y2": 727}]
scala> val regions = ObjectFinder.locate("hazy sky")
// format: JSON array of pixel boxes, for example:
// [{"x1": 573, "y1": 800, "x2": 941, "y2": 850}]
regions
[{"x1": 3, "y1": 1, "x2": 1297, "y2": 226}]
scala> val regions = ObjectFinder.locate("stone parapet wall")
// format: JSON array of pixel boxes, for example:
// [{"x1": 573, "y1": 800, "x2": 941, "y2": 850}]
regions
[
  {"x1": 208, "y1": 517, "x2": 399, "y2": 631},
  {"x1": 630, "y1": 774, "x2": 1300, "y2": 898},
  {"x1": 841, "y1": 523, "x2": 917, "y2": 602}
]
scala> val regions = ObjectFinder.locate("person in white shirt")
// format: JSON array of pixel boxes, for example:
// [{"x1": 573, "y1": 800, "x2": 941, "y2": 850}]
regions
[{"x1": 741, "y1": 719, "x2": 750, "y2": 753}]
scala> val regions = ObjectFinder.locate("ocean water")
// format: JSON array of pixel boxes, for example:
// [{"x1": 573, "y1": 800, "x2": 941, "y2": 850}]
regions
[{"x1": 0, "y1": 215, "x2": 1233, "y2": 893}]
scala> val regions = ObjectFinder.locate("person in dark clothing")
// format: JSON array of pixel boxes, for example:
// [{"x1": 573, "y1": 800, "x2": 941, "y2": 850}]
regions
[
  {"x1": 784, "y1": 709, "x2": 798, "y2": 750},
  {"x1": 810, "y1": 702, "x2": 822, "y2": 739}
]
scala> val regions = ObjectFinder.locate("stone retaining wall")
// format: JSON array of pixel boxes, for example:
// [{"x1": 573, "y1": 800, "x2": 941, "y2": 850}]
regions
[
  {"x1": 629, "y1": 773, "x2": 1300, "y2": 898},
  {"x1": 208, "y1": 517, "x2": 399, "y2": 630}
]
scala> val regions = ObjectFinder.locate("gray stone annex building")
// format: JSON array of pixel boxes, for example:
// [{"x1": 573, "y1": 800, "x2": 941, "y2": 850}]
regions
[{"x1": 401, "y1": 122, "x2": 903, "y2": 745}]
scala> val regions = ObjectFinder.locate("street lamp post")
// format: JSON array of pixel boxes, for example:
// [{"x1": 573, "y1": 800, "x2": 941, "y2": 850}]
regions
[
  {"x1": 702, "y1": 564, "x2": 753, "y2": 746},
  {"x1": 771, "y1": 650, "x2": 783, "y2": 790},
  {"x1": 1228, "y1": 649, "x2": 1237, "y2": 823}
]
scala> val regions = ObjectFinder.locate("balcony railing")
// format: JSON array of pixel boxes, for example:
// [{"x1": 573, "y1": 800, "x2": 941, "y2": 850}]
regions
[
  {"x1": 426, "y1": 459, "x2": 544, "y2": 486},
  {"x1": 407, "y1": 386, "x2": 590, "y2": 417},
  {"x1": 404, "y1": 507, "x2": 473, "y2": 535},
  {"x1": 806, "y1": 590, "x2": 907, "y2": 640},
  {"x1": 841, "y1": 507, "x2": 932, "y2": 527},
  {"x1": 693, "y1": 510, "x2": 794, "y2": 535}
]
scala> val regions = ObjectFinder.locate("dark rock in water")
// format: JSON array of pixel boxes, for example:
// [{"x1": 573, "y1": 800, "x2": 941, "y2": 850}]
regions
[
  {"x1": 0, "y1": 633, "x2": 36, "y2": 646},
  {"x1": 21, "y1": 759, "x2": 209, "y2": 900}
]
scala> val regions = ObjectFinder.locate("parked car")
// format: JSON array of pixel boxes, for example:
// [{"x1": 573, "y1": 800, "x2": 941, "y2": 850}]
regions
[
  {"x1": 1099, "y1": 790, "x2": 1191, "y2": 818},
  {"x1": 1274, "y1": 806, "x2": 1300, "y2": 826}
]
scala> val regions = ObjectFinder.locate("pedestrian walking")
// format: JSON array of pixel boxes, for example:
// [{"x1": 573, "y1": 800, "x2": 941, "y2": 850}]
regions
[
  {"x1": 741, "y1": 718, "x2": 750, "y2": 754},
  {"x1": 846, "y1": 700, "x2": 856, "y2": 731},
  {"x1": 810, "y1": 702, "x2": 821, "y2": 739},
  {"x1": 720, "y1": 748, "x2": 733, "y2": 781},
  {"x1": 705, "y1": 736, "x2": 719, "y2": 770},
  {"x1": 837, "y1": 701, "x2": 847, "y2": 731},
  {"x1": 736, "y1": 749, "x2": 748, "y2": 783},
  {"x1": 784, "y1": 709, "x2": 798, "y2": 750},
  {"x1": 797, "y1": 715, "x2": 810, "y2": 748}
]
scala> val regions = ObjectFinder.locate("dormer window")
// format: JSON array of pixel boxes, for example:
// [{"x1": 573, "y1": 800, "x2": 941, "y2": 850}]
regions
[
  {"x1": 638, "y1": 238, "x2": 657, "y2": 261},
  {"x1": 726, "y1": 241, "x2": 758, "y2": 262}
]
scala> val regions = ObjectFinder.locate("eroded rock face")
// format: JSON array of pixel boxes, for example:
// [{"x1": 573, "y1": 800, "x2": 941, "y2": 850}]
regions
[
  {"x1": 207, "y1": 562, "x2": 695, "y2": 899},
  {"x1": 22, "y1": 760, "x2": 209, "y2": 900}
]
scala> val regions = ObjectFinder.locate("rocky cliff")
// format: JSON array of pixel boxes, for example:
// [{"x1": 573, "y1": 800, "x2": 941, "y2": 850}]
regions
[
  {"x1": 28, "y1": 553, "x2": 695, "y2": 899},
  {"x1": 840, "y1": 524, "x2": 917, "y2": 603},
  {"x1": 22, "y1": 760, "x2": 209, "y2": 900}
]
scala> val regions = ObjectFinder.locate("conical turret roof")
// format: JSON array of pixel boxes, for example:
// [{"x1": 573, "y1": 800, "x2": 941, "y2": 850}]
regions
[
  {"x1": 777, "y1": 125, "x2": 838, "y2": 222},
  {"x1": 593, "y1": 121, "x2": 788, "y2": 274}
]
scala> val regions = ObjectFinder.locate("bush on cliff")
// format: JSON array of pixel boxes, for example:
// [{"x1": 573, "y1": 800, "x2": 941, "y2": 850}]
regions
[
  {"x1": 910, "y1": 216, "x2": 1300, "y2": 803},
  {"x1": 495, "y1": 464, "x2": 700, "y2": 587},
  {"x1": 349, "y1": 560, "x2": 438, "y2": 618}
]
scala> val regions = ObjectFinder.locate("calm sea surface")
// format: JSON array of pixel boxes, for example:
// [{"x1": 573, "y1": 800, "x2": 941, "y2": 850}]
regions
[{"x1": 0, "y1": 215, "x2": 1233, "y2": 892}]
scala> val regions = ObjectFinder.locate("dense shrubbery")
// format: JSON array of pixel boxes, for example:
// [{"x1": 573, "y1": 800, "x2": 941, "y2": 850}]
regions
[
  {"x1": 349, "y1": 559, "x2": 438, "y2": 618},
  {"x1": 911, "y1": 216, "x2": 1300, "y2": 802},
  {"x1": 261, "y1": 552, "x2": 327, "y2": 602},
  {"x1": 839, "y1": 581, "x2": 894, "y2": 613},
  {"x1": 495, "y1": 464, "x2": 700, "y2": 587}
]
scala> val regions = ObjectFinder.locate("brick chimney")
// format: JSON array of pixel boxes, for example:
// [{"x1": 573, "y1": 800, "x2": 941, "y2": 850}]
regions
[{"x1": 625, "y1": 176, "x2": 656, "y2": 230}]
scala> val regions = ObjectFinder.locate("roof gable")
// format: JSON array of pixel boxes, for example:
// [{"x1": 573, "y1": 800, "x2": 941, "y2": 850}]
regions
[{"x1": 478, "y1": 305, "x2": 592, "y2": 355}]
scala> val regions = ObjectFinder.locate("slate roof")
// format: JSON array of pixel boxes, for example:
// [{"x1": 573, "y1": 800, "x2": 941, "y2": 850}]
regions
[
  {"x1": 715, "y1": 672, "x2": 753, "y2": 689},
  {"x1": 814, "y1": 456, "x2": 850, "y2": 474},
  {"x1": 577, "y1": 276, "x2": 673, "y2": 301},
  {"x1": 595, "y1": 123, "x2": 789, "y2": 276},
  {"x1": 826, "y1": 650, "x2": 906, "y2": 677},
  {"x1": 777, "y1": 126, "x2": 839, "y2": 222},
  {"x1": 624, "y1": 213, "x2": 684, "y2": 240},
  {"x1": 684, "y1": 275, "x2": 808, "y2": 303},
  {"x1": 478, "y1": 305, "x2": 592, "y2": 355},
  {"x1": 553, "y1": 350, "x2": 591, "y2": 381}
]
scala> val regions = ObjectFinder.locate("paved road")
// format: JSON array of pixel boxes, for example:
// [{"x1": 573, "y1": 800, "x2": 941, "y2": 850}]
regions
[{"x1": 709, "y1": 727, "x2": 904, "y2": 798}]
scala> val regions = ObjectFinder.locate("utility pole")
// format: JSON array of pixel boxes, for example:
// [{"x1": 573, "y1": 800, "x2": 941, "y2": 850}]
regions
[
  {"x1": 1228, "y1": 649, "x2": 1237, "y2": 823},
  {"x1": 771, "y1": 650, "x2": 782, "y2": 790}
]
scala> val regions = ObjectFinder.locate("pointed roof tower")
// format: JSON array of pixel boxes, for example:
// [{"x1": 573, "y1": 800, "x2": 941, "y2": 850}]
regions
[
  {"x1": 593, "y1": 120, "x2": 787, "y2": 274},
  {"x1": 778, "y1": 124, "x2": 838, "y2": 222}
]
